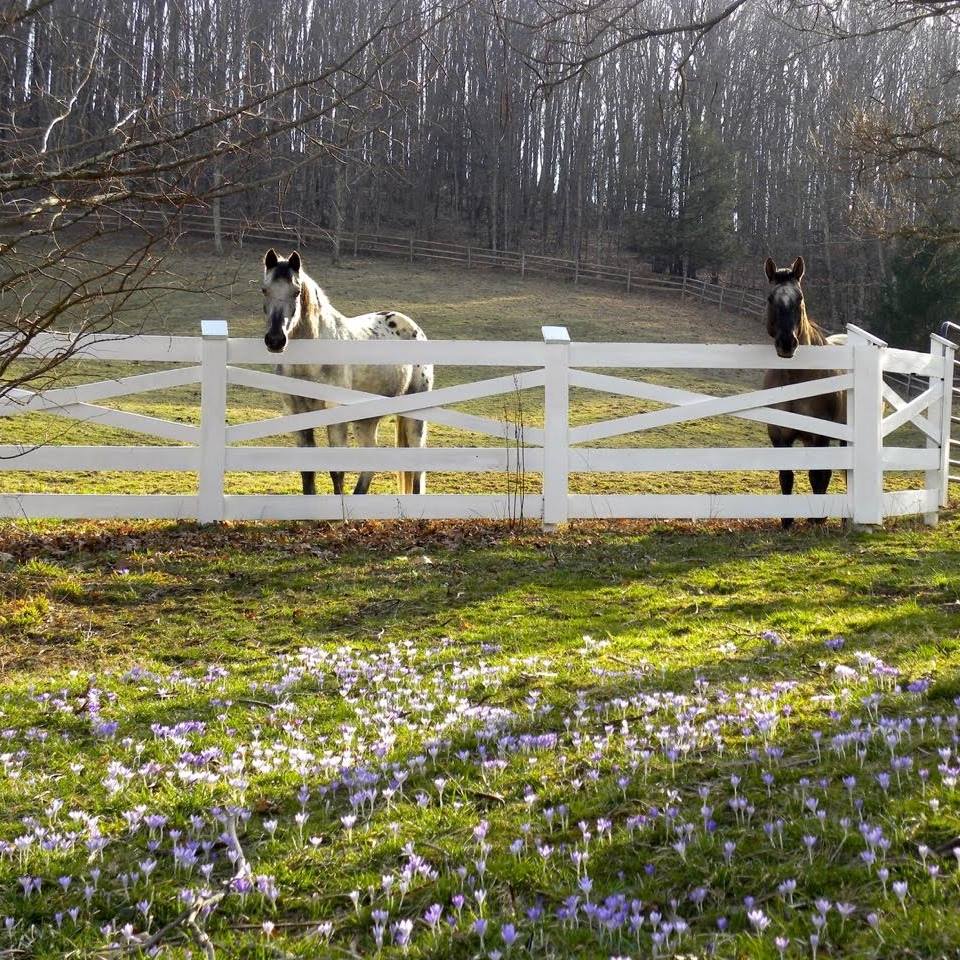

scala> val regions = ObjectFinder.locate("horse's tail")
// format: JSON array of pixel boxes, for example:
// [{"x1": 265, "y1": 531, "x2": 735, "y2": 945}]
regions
[
  {"x1": 395, "y1": 415, "x2": 426, "y2": 495},
  {"x1": 396, "y1": 366, "x2": 432, "y2": 494},
  {"x1": 395, "y1": 416, "x2": 407, "y2": 495}
]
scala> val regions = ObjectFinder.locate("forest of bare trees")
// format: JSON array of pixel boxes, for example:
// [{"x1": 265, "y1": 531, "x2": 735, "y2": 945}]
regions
[{"x1": 3, "y1": 0, "x2": 960, "y2": 389}]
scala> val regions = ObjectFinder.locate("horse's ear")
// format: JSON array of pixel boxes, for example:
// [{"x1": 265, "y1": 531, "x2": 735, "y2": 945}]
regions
[
  {"x1": 764, "y1": 257, "x2": 777, "y2": 282},
  {"x1": 791, "y1": 256, "x2": 805, "y2": 282},
  {"x1": 289, "y1": 251, "x2": 302, "y2": 273},
  {"x1": 264, "y1": 248, "x2": 278, "y2": 271}
]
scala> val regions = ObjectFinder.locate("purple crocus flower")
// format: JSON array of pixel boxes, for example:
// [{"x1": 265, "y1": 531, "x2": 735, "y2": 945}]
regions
[{"x1": 392, "y1": 919, "x2": 413, "y2": 949}]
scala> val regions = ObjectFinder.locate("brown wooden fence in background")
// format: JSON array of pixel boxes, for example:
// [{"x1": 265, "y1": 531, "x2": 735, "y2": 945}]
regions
[
  {"x1": 124, "y1": 207, "x2": 768, "y2": 320},
  {"x1": 130, "y1": 207, "x2": 948, "y2": 411}
]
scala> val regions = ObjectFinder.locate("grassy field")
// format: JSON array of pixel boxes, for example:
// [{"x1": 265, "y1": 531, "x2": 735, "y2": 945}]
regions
[
  {"x1": 2, "y1": 237, "x2": 958, "y2": 958},
  {"x1": 1, "y1": 517, "x2": 959, "y2": 958},
  {"x1": 3, "y1": 233, "x2": 931, "y2": 500}
]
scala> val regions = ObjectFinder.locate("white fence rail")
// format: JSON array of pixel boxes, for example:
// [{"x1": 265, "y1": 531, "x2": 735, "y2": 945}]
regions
[{"x1": 1, "y1": 324, "x2": 955, "y2": 527}]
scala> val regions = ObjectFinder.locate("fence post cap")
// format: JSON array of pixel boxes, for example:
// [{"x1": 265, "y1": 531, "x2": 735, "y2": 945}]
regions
[
  {"x1": 845, "y1": 323, "x2": 887, "y2": 348},
  {"x1": 201, "y1": 319, "x2": 229, "y2": 339},
  {"x1": 930, "y1": 332, "x2": 957, "y2": 350},
  {"x1": 542, "y1": 325, "x2": 571, "y2": 344}
]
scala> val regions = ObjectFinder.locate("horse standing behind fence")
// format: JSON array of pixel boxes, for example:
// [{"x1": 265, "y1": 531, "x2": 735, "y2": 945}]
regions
[
  {"x1": 762, "y1": 256, "x2": 847, "y2": 528},
  {"x1": 261, "y1": 248, "x2": 433, "y2": 496}
]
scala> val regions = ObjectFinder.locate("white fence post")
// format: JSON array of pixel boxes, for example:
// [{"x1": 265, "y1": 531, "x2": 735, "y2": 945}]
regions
[
  {"x1": 927, "y1": 332, "x2": 957, "y2": 522},
  {"x1": 198, "y1": 319, "x2": 228, "y2": 523},
  {"x1": 847, "y1": 324, "x2": 886, "y2": 528},
  {"x1": 542, "y1": 325, "x2": 570, "y2": 531}
]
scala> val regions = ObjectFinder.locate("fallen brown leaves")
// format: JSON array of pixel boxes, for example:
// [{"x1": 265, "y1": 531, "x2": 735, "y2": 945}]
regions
[{"x1": 0, "y1": 517, "x2": 788, "y2": 565}]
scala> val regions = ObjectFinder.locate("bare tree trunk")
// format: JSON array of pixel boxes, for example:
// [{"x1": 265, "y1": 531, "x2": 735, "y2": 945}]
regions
[
  {"x1": 331, "y1": 160, "x2": 345, "y2": 266},
  {"x1": 212, "y1": 166, "x2": 223, "y2": 255},
  {"x1": 489, "y1": 158, "x2": 499, "y2": 251},
  {"x1": 819, "y1": 184, "x2": 838, "y2": 325}
]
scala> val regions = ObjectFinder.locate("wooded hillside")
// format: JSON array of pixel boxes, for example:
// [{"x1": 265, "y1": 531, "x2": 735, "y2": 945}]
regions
[{"x1": 3, "y1": 0, "x2": 960, "y2": 353}]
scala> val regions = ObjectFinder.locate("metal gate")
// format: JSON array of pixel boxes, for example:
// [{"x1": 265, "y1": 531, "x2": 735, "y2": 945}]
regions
[{"x1": 940, "y1": 321, "x2": 960, "y2": 485}]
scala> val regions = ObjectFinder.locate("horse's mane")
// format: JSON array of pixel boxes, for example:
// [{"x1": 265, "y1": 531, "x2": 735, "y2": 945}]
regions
[
  {"x1": 295, "y1": 269, "x2": 339, "y2": 338},
  {"x1": 799, "y1": 302, "x2": 829, "y2": 346}
]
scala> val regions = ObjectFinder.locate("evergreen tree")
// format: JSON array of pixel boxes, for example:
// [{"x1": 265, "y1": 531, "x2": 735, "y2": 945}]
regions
[
  {"x1": 677, "y1": 124, "x2": 738, "y2": 278},
  {"x1": 872, "y1": 236, "x2": 960, "y2": 348},
  {"x1": 631, "y1": 123, "x2": 738, "y2": 277}
]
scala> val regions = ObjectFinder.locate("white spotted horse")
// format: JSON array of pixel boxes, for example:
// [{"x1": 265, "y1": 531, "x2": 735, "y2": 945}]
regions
[{"x1": 261, "y1": 249, "x2": 434, "y2": 496}]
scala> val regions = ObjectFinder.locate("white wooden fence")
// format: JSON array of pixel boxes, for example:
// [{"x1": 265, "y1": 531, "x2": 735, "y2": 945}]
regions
[{"x1": 1, "y1": 324, "x2": 955, "y2": 528}]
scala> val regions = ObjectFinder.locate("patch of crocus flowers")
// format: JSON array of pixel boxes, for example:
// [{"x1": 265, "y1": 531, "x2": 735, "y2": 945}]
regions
[{"x1": 0, "y1": 634, "x2": 957, "y2": 957}]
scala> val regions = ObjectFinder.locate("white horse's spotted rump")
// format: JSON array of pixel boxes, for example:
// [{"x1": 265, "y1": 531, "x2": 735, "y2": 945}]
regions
[
  {"x1": 367, "y1": 311, "x2": 422, "y2": 339},
  {"x1": 359, "y1": 312, "x2": 432, "y2": 394},
  {"x1": 261, "y1": 249, "x2": 434, "y2": 496}
]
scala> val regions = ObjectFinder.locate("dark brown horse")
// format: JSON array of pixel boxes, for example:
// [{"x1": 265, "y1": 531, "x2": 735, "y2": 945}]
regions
[{"x1": 762, "y1": 256, "x2": 847, "y2": 528}]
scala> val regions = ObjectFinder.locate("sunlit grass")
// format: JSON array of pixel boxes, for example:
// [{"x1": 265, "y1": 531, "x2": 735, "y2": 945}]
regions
[{"x1": 0, "y1": 520, "x2": 959, "y2": 957}]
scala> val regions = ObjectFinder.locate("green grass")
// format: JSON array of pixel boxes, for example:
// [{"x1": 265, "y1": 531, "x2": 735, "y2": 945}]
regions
[
  {"x1": 4, "y1": 233, "x2": 934, "y2": 499},
  {"x1": 1, "y1": 518, "x2": 960, "y2": 957},
  {"x1": 2, "y1": 239, "x2": 959, "y2": 957}
]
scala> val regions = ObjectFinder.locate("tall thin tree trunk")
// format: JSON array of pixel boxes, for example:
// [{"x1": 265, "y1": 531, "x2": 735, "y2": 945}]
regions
[
  {"x1": 212, "y1": 165, "x2": 223, "y2": 255},
  {"x1": 331, "y1": 160, "x2": 345, "y2": 266}
]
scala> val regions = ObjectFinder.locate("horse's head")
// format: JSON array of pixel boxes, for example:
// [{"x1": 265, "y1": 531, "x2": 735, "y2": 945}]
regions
[
  {"x1": 262, "y1": 249, "x2": 303, "y2": 353},
  {"x1": 764, "y1": 256, "x2": 805, "y2": 359}
]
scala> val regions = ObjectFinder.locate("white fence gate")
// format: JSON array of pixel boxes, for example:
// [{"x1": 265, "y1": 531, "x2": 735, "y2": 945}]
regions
[
  {"x1": 1, "y1": 323, "x2": 955, "y2": 528},
  {"x1": 939, "y1": 320, "x2": 960, "y2": 485}
]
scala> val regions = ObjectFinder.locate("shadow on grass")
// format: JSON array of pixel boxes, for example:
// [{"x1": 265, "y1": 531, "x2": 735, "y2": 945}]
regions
[
  {"x1": 2, "y1": 517, "x2": 959, "y2": 675},
  {"x1": 4, "y1": 557, "x2": 960, "y2": 957}
]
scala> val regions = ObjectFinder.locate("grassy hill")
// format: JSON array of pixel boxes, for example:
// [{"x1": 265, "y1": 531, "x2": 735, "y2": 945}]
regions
[{"x1": 3, "y1": 234, "x2": 927, "y2": 501}]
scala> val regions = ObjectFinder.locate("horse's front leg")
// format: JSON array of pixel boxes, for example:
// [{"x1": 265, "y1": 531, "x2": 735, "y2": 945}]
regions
[
  {"x1": 770, "y1": 432, "x2": 796, "y2": 530},
  {"x1": 351, "y1": 418, "x2": 380, "y2": 495},
  {"x1": 806, "y1": 435, "x2": 833, "y2": 525},
  {"x1": 327, "y1": 422, "x2": 348, "y2": 496},
  {"x1": 296, "y1": 428, "x2": 317, "y2": 495}
]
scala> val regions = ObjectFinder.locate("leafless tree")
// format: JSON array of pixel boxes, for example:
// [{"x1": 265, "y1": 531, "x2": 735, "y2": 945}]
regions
[
  {"x1": 0, "y1": 0, "x2": 464, "y2": 400},
  {"x1": 4, "y1": 0, "x2": 960, "y2": 383}
]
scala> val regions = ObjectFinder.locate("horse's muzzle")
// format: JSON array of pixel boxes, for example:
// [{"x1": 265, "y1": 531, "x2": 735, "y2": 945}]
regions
[
  {"x1": 775, "y1": 338, "x2": 799, "y2": 359},
  {"x1": 265, "y1": 333, "x2": 287, "y2": 353}
]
